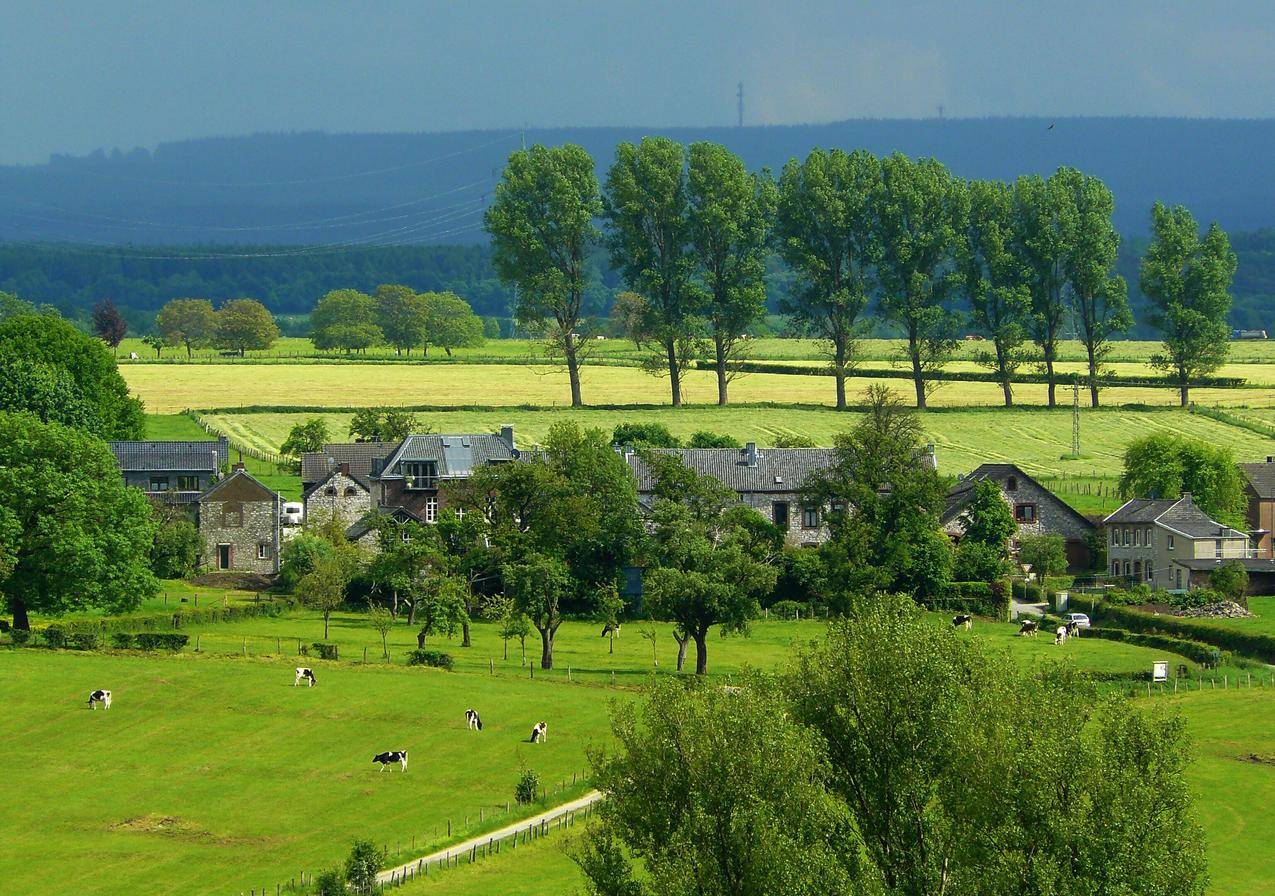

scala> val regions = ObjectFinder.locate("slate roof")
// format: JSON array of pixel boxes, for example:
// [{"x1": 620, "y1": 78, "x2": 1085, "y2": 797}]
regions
[
  {"x1": 199, "y1": 468, "x2": 281, "y2": 504},
  {"x1": 1240, "y1": 461, "x2": 1275, "y2": 499},
  {"x1": 377, "y1": 434, "x2": 517, "y2": 479},
  {"x1": 345, "y1": 506, "x2": 422, "y2": 541},
  {"x1": 941, "y1": 462, "x2": 1095, "y2": 532},
  {"x1": 1104, "y1": 496, "x2": 1244, "y2": 539},
  {"x1": 625, "y1": 447, "x2": 836, "y2": 494},
  {"x1": 109, "y1": 438, "x2": 228, "y2": 472},
  {"x1": 1171, "y1": 557, "x2": 1275, "y2": 573},
  {"x1": 300, "y1": 442, "x2": 397, "y2": 488}
]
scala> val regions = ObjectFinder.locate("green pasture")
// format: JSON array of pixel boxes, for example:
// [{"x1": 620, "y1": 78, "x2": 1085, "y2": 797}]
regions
[
  {"x1": 115, "y1": 336, "x2": 1275, "y2": 366},
  {"x1": 394, "y1": 830, "x2": 584, "y2": 896},
  {"x1": 199, "y1": 405, "x2": 1275, "y2": 486},
  {"x1": 0, "y1": 649, "x2": 612, "y2": 896},
  {"x1": 121, "y1": 361, "x2": 1275, "y2": 416}
]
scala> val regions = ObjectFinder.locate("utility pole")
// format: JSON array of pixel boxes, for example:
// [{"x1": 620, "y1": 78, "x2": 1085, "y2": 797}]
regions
[
  {"x1": 1071, "y1": 375, "x2": 1081, "y2": 458},
  {"x1": 737, "y1": 82, "x2": 744, "y2": 128}
]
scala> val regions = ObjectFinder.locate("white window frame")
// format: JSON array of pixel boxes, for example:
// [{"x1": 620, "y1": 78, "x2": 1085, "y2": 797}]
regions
[
  {"x1": 257, "y1": 543, "x2": 269, "y2": 560},
  {"x1": 425, "y1": 497, "x2": 438, "y2": 523}
]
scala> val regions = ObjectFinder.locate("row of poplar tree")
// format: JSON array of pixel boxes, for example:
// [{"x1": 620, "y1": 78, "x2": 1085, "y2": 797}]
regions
[{"x1": 484, "y1": 139, "x2": 1237, "y2": 409}]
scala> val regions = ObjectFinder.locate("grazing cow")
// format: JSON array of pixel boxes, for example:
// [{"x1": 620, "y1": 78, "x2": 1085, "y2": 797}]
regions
[
  {"x1": 294, "y1": 667, "x2": 317, "y2": 687},
  {"x1": 373, "y1": 750, "x2": 409, "y2": 772},
  {"x1": 465, "y1": 709, "x2": 483, "y2": 731},
  {"x1": 529, "y1": 721, "x2": 548, "y2": 744},
  {"x1": 1065, "y1": 621, "x2": 1082, "y2": 640},
  {"x1": 87, "y1": 689, "x2": 112, "y2": 710},
  {"x1": 600, "y1": 622, "x2": 621, "y2": 639},
  {"x1": 952, "y1": 614, "x2": 973, "y2": 631},
  {"x1": 1018, "y1": 620, "x2": 1039, "y2": 637},
  {"x1": 127, "y1": 351, "x2": 139, "y2": 360},
  {"x1": 1054, "y1": 625, "x2": 1068, "y2": 646}
]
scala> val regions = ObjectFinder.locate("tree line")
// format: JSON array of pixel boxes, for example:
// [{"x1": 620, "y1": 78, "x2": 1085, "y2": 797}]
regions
[{"x1": 486, "y1": 140, "x2": 1237, "y2": 409}]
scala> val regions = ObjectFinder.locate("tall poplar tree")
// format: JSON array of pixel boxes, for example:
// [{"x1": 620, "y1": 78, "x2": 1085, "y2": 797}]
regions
[
  {"x1": 875, "y1": 154, "x2": 967, "y2": 409},
  {"x1": 484, "y1": 143, "x2": 602, "y2": 407},
  {"x1": 1012, "y1": 172, "x2": 1074, "y2": 407},
  {"x1": 1140, "y1": 202, "x2": 1237, "y2": 407},
  {"x1": 774, "y1": 148, "x2": 881, "y2": 410},
  {"x1": 604, "y1": 137, "x2": 702, "y2": 407}
]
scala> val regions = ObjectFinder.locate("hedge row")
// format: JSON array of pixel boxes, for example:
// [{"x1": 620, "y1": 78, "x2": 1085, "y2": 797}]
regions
[
  {"x1": 925, "y1": 581, "x2": 1011, "y2": 620},
  {"x1": 41, "y1": 598, "x2": 291, "y2": 636},
  {"x1": 1093, "y1": 602, "x2": 1275, "y2": 663},
  {"x1": 1087, "y1": 626, "x2": 1222, "y2": 667},
  {"x1": 8, "y1": 630, "x2": 190, "y2": 651},
  {"x1": 700, "y1": 359, "x2": 1248, "y2": 389}
]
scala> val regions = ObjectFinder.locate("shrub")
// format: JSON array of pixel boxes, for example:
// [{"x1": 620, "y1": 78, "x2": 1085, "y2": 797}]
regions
[
  {"x1": 1209, "y1": 562, "x2": 1248, "y2": 603},
  {"x1": 42, "y1": 625, "x2": 66, "y2": 649},
  {"x1": 65, "y1": 632, "x2": 100, "y2": 651},
  {"x1": 515, "y1": 768, "x2": 541, "y2": 805},
  {"x1": 313, "y1": 869, "x2": 348, "y2": 896},
  {"x1": 343, "y1": 840, "x2": 385, "y2": 894},
  {"x1": 929, "y1": 581, "x2": 1010, "y2": 619},
  {"x1": 953, "y1": 541, "x2": 1009, "y2": 584},
  {"x1": 151, "y1": 517, "x2": 201, "y2": 579},
  {"x1": 110, "y1": 632, "x2": 135, "y2": 649},
  {"x1": 311, "y1": 642, "x2": 339, "y2": 661},
  {"x1": 1087, "y1": 626, "x2": 1222, "y2": 667},
  {"x1": 1093, "y1": 601, "x2": 1275, "y2": 663},
  {"x1": 9, "y1": 628, "x2": 30, "y2": 645},
  {"x1": 1168, "y1": 587, "x2": 1224, "y2": 610},
  {"x1": 405, "y1": 649, "x2": 453, "y2": 670},
  {"x1": 134, "y1": 632, "x2": 189, "y2": 651},
  {"x1": 686, "y1": 430, "x2": 741, "y2": 449},
  {"x1": 612, "y1": 422, "x2": 680, "y2": 448}
]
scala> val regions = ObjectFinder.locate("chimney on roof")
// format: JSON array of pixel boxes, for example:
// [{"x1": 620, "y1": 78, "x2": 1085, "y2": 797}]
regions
[
  {"x1": 500, "y1": 424, "x2": 515, "y2": 451},
  {"x1": 743, "y1": 442, "x2": 758, "y2": 467},
  {"x1": 1182, "y1": 491, "x2": 1192, "y2": 502},
  {"x1": 232, "y1": 461, "x2": 245, "y2": 472},
  {"x1": 338, "y1": 462, "x2": 350, "y2": 475}
]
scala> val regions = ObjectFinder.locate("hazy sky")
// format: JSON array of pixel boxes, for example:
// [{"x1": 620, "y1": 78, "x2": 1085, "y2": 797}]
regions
[{"x1": 3, "y1": 0, "x2": 1274, "y2": 165}]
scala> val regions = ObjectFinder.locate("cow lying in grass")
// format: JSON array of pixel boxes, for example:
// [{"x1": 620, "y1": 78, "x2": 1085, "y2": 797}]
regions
[
  {"x1": 373, "y1": 750, "x2": 409, "y2": 772},
  {"x1": 87, "y1": 689, "x2": 112, "y2": 710},
  {"x1": 294, "y1": 667, "x2": 317, "y2": 687},
  {"x1": 952, "y1": 614, "x2": 973, "y2": 631},
  {"x1": 465, "y1": 709, "x2": 483, "y2": 731},
  {"x1": 529, "y1": 721, "x2": 547, "y2": 744},
  {"x1": 1018, "y1": 620, "x2": 1039, "y2": 637}
]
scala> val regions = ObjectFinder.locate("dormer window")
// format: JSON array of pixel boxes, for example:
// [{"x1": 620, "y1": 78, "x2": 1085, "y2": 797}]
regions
[{"x1": 403, "y1": 461, "x2": 438, "y2": 490}]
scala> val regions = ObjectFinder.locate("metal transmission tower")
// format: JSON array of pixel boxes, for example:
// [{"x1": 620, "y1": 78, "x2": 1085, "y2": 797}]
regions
[
  {"x1": 737, "y1": 82, "x2": 744, "y2": 127},
  {"x1": 1071, "y1": 375, "x2": 1082, "y2": 457}
]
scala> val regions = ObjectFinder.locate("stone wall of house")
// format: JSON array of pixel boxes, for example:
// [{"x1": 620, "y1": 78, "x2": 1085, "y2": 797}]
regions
[
  {"x1": 304, "y1": 471, "x2": 372, "y2": 528},
  {"x1": 200, "y1": 499, "x2": 279, "y2": 574},
  {"x1": 739, "y1": 493, "x2": 830, "y2": 546},
  {"x1": 997, "y1": 476, "x2": 1091, "y2": 543}
]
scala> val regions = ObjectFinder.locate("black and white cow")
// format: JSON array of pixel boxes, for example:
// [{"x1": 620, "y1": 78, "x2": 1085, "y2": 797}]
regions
[
  {"x1": 952, "y1": 614, "x2": 973, "y2": 631},
  {"x1": 529, "y1": 721, "x2": 548, "y2": 744},
  {"x1": 1054, "y1": 625, "x2": 1069, "y2": 646},
  {"x1": 465, "y1": 709, "x2": 483, "y2": 731},
  {"x1": 600, "y1": 622, "x2": 621, "y2": 639},
  {"x1": 87, "y1": 689, "x2": 112, "y2": 710},
  {"x1": 294, "y1": 667, "x2": 317, "y2": 687},
  {"x1": 373, "y1": 750, "x2": 409, "y2": 772},
  {"x1": 1064, "y1": 620, "x2": 1082, "y2": 640},
  {"x1": 1018, "y1": 620, "x2": 1039, "y2": 637}
]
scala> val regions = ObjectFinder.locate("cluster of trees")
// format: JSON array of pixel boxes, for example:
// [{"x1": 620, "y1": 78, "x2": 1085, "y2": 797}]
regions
[
  {"x1": 488, "y1": 141, "x2": 1237, "y2": 409},
  {"x1": 1120, "y1": 432, "x2": 1248, "y2": 528},
  {"x1": 308, "y1": 285, "x2": 483, "y2": 355},
  {"x1": 581, "y1": 600, "x2": 1207, "y2": 896},
  {"x1": 151, "y1": 297, "x2": 281, "y2": 356}
]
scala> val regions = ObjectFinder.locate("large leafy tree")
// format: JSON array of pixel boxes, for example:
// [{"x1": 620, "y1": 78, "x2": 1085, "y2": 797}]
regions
[
  {"x1": 605, "y1": 137, "x2": 703, "y2": 408},
  {"x1": 686, "y1": 141, "x2": 774, "y2": 406},
  {"x1": 279, "y1": 418, "x2": 331, "y2": 470},
  {"x1": 1056, "y1": 168, "x2": 1132, "y2": 407},
  {"x1": 347, "y1": 407, "x2": 417, "y2": 443},
  {"x1": 421, "y1": 291, "x2": 484, "y2": 356},
  {"x1": 214, "y1": 298, "x2": 280, "y2": 356},
  {"x1": 579, "y1": 678, "x2": 859, "y2": 896},
  {"x1": 1140, "y1": 202, "x2": 1237, "y2": 407},
  {"x1": 502, "y1": 551, "x2": 572, "y2": 669},
  {"x1": 436, "y1": 508, "x2": 500, "y2": 647},
  {"x1": 1119, "y1": 432, "x2": 1247, "y2": 528},
  {"x1": 485, "y1": 143, "x2": 602, "y2": 407},
  {"x1": 786, "y1": 599, "x2": 1206, "y2": 896},
  {"x1": 963, "y1": 179, "x2": 1031, "y2": 406},
  {"x1": 641, "y1": 455, "x2": 780, "y2": 674},
  {"x1": 1012, "y1": 172, "x2": 1075, "y2": 407},
  {"x1": 373, "y1": 284, "x2": 431, "y2": 356},
  {"x1": 0, "y1": 313, "x2": 144, "y2": 438},
  {"x1": 774, "y1": 148, "x2": 881, "y2": 410},
  {"x1": 92, "y1": 298, "x2": 128, "y2": 348},
  {"x1": 875, "y1": 154, "x2": 968, "y2": 408},
  {"x1": 0, "y1": 413, "x2": 158, "y2": 629},
  {"x1": 310, "y1": 288, "x2": 382, "y2": 353},
  {"x1": 155, "y1": 298, "x2": 218, "y2": 358},
  {"x1": 803, "y1": 384, "x2": 947, "y2": 601}
]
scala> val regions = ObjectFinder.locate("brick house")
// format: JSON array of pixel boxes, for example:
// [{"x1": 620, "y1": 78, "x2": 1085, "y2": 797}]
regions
[
  {"x1": 941, "y1": 463, "x2": 1096, "y2": 572},
  {"x1": 1240, "y1": 458, "x2": 1275, "y2": 558},
  {"x1": 624, "y1": 442, "x2": 859, "y2": 547},
  {"x1": 300, "y1": 427, "x2": 518, "y2": 542},
  {"x1": 1103, "y1": 494, "x2": 1261, "y2": 591},
  {"x1": 197, "y1": 465, "x2": 283, "y2": 574},
  {"x1": 109, "y1": 437, "x2": 229, "y2": 507}
]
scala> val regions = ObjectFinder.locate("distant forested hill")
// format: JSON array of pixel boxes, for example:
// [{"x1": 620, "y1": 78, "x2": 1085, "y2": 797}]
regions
[{"x1": 3, "y1": 118, "x2": 1275, "y2": 246}]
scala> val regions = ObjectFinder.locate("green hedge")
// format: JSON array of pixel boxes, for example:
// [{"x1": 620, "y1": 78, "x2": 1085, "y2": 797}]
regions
[
  {"x1": 310, "y1": 642, "x2": 339, "y2": 661},
  {"x1": 134, "y1": 633, "x2": 189, "y2": 651},
  {"x1": 927, "y1": 581, "x2": 1010, "y2": 620},
  {"x1": 1087, "y1": 626, "x2": 1222, "y2": 667},
  {"x1": 31, "y1": 598, "x2": 291, "y2": 637},
  {"x1": 699, "y1": 359, "x2": 1247, "y2": 389},
  {"x1": 406, "y1": 649, "x2": 454, "y2": 670},
  {"x1": 1093, "y1": 602, "x2": 1275, "y2": 663}
]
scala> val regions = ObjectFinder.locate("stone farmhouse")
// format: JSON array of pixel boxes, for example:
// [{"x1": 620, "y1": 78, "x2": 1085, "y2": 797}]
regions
[
  {"x1": 1240, "y1": 457, "x2": 1275, "y2": 559},
  {"x1": 197, "y1": 464, "x2": 284, "y2": 574},
  {"x1": 941, "y1": 463, "x2": 1096, "y2": 573},
  {"x1": 1102, "y1": 494, "x2": 1275, "y2": 592},
  {"x1": 108, "y1": 437, "x2": 229, "y2": 507}
]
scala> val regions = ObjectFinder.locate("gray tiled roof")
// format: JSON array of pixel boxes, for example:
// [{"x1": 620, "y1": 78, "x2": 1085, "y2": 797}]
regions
[
  {"x1": 625, "y1": 447, "x2": 836, "y2": 494},
  {"x1": 1172, "y1": 557, "x2": 1275, "y2": 572},
  {"x1": 1241, "y1": 461, "x2": 1275, "y2": 499},
  {"x1": 378, "y1": 434, "x2": 516, "y2": 479},
  {"x1": 345, "y1": 506, "x2": 422, "y2": 541},
  {"x1": 109, "y1": 438, "x2": 228, "y2": 472},
  {"x1": 941, "y1": 462, "x2": 1095, "y2": 531},
  {"x1": 300, "y1": 442, "x2": 398, "y2": 487},
  {"x1": 1105, "y1": 496, "x2": 1242, "y2": 538},
  {"x1": 1103, "y1": 498, "x2": 1179, "y2": 524}
]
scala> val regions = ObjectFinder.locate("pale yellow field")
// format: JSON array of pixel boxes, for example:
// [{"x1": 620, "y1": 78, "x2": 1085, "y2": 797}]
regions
[{"x1": 122, "y1": 362, "x2": 1275, "y2": 414}]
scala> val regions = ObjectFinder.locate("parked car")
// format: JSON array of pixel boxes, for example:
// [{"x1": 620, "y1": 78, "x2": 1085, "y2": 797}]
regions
[{"x1": 1062, "y1": 612, "x2": 1091, "y2": 629}]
